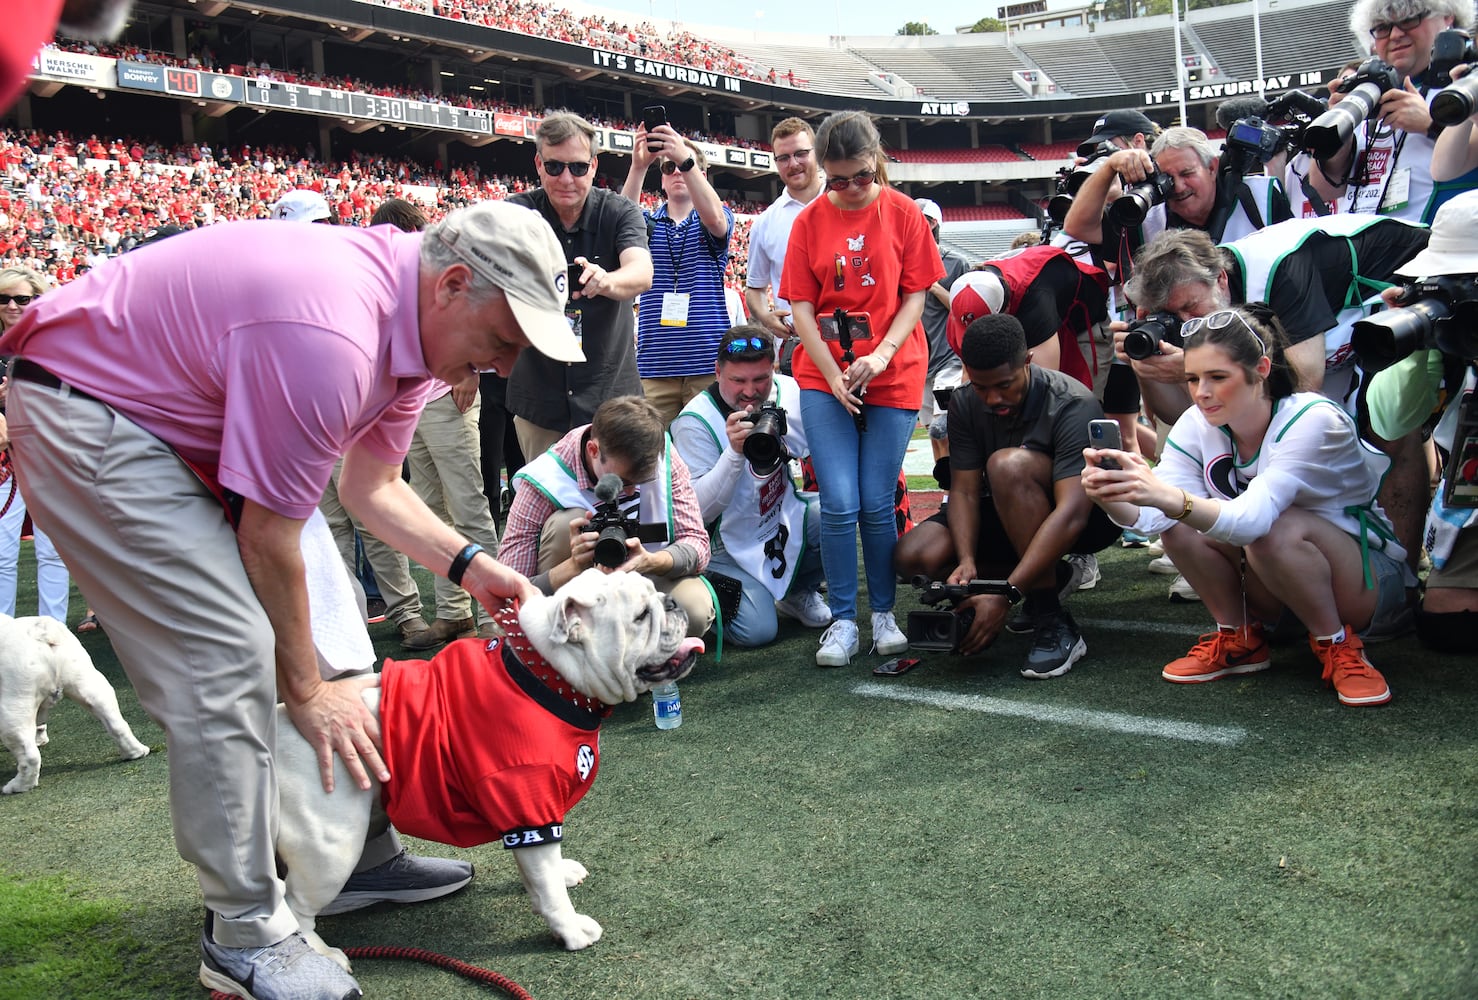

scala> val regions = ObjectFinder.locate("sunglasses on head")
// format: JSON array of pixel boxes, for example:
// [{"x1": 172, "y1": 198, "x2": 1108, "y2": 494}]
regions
[
  {"x1": 541, "y1": 158, "x2": 592, "y2": 177},
  {"x1": 1370, "y1": 10, "x2": 1429, "y2": 37},
  {"x1": 0, "y1": 294, "x2": 35, "y2": 306},
  {"x1": 722, "y1": 336, "x2": 769, "y2": 355},
  {"x1": 1181, "y1": 309, "x2": 1265, "y2": 352},
  {"x1": 826, "y1": 168, "x2": 876, "y2": 192}
]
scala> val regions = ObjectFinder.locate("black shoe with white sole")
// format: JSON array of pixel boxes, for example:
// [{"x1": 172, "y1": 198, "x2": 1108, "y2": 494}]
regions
[{"x1": 1020, "y1": 609, "x2": 1087, "y2": 679}]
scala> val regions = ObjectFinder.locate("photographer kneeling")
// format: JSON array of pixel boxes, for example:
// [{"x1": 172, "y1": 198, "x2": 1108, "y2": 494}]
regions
[
  {"x1": 892, "y1": 314, "x2": 1121, "y2": 679},
  {"x1": 670, "y1": 325, "x2": 828, "y2": 648},
  {"x1": 499, "y1": 395, "x2": 715, "y2": 638},
  {"x1": 1082, "y1": 306, "x2": 1413, "y2": 707},
  {"x1": 1362, "y1": 191, "x2": 1478, "y2": 653}
]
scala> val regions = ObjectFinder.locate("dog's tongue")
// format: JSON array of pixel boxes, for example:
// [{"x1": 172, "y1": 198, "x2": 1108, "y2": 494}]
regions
[{"x1": 679, "y1": 636, "x2": 705, "y2": 657}]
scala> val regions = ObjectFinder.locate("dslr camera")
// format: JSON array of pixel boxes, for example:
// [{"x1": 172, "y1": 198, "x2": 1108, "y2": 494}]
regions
[
  {"x1": 1430, "y1": 29, "x2": 1478, "y2": 126},
  {"x1": 1350, "y1": 275, "x2": 1478, "y2": 371},
  {"x1": 905, "y1": 575, "x2": 1015, "y2": 653},
  {"x1": 1048, "y1": 141, "x2": 1116, "y2": 226},
  {"x1": 741, "y1": 402, "x2": 790, "y2": 477},
  {"x1": 588, "y1": 474, "x2": 670, "y2": 569},
  {"x1": 1107, "y1": 163, "x2": 1176, "y2": 228},
  {"x1": 1121, "y1": 312, "x2": 1185, "y2": 361},
  {"x1": 1303, "y1": 56, "x2": 1404, "y2": 158}
]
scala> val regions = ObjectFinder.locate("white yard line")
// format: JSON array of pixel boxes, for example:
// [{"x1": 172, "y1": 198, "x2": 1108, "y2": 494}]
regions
[{"x1": 852, "y1": 682, "x2": 1248, "y2": 746}]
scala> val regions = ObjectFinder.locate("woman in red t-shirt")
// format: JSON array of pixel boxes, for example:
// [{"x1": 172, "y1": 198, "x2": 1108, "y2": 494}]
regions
[{"x1": 780, "y1": 111, "x2": 944, "y2": 667}]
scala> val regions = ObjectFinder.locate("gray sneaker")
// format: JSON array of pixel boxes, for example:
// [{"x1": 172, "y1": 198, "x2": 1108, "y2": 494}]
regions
[
  {"x1": 318, "y1": 849, "x2": 474, "y2": 916},
  {"x1": 199, "y1": 912, "x2": 362, "y2": 1000},
  {"x1": 1020, "y1": 609, "x2": 1087, "y2": 680}
]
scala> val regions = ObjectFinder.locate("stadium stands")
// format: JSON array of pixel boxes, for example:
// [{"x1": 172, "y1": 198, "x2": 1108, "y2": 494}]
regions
[
  {"x1": 890, "y1": 148, "x2": 1024, "y2": 164},
  {"x1": 1190, "y1": 0, "x2": 1361, "y2": 83}
]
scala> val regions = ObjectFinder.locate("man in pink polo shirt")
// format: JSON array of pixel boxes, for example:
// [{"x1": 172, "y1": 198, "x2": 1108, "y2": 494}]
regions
[{"x1": 0, "y1": 201, "x2": 582, "y2": 1000}]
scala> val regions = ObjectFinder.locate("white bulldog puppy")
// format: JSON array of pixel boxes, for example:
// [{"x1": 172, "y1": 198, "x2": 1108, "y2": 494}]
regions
[
  {"x1": 274, "y1": 569, "x2": 703, "y2": 965},
  {"x1": 0, "y1": 613, "x2": 150, "y2": 794}
]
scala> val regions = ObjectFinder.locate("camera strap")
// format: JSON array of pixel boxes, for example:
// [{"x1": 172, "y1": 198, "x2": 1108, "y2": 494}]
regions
[{"x1": 1298, "y1": 174, "x2": 1332, "y2": 217}]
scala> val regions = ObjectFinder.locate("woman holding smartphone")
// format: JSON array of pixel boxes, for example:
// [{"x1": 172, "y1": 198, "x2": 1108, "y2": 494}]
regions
[
  {"x1": 780, "y1": 111, "x2": 944, "y2": 667},
  {"x1": 1081, "y1": 304, "x2": 1412, "y2": 706}
]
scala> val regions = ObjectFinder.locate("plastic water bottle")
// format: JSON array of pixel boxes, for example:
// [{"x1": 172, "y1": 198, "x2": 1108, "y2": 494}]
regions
[{"x1": 652, "y1": 681, "x2": 682, "y2": 730}]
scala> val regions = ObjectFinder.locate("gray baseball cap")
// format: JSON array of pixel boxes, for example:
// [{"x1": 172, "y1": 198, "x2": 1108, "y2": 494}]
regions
[{"x1": 430, "y1": 201, "x2": 584, "y2": 364}]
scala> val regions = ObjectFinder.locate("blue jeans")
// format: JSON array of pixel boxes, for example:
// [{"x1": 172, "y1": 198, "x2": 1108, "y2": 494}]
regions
[
  {"x1": 799, "y1": 390, "x2": 916, "y2": 621},
  {"x1": 709, "y1": 541, "x2": 824, "y2": 647}
]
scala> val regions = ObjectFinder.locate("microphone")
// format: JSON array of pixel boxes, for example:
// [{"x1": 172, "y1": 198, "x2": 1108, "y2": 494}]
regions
[
  {"x1": 594, "y1": 473, "x2": 622, "y2": 502},
  {"x1": 1215, "y1": 96, "x2": 1272, "y2": 129},
  {"x1": 1267, "y1": 89, "x2": 1329, "y2": 120}
]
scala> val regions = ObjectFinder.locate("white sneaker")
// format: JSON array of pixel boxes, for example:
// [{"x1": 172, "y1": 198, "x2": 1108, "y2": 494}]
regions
[
  {"x1": 1147, "y1": 554, "x2": 1179, "y2": 576},
  {"x1": 1168, "y1": 573, "x2": 1202, "y2": 603},
  {"x1": 871, "y1": 611, "x2": 909, "y2": 655},
  {"x1": 816, "y1": 619, "x2": 859, "y2": 667},
  {"x1": 776, "y1": 589, "x2": 832, "y2": 628},
  {"x1": 1144, "y1": 538, "x2": 1165, "y2": 556}
]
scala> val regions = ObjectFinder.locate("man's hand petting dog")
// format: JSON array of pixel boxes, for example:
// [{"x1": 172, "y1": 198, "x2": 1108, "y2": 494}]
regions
[{"x1": 272, "y1": 569, "x2": 704, "y2": 966}]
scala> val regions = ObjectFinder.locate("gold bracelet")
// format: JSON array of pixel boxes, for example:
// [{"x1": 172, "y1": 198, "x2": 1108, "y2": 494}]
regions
[{"x1": 1167, "y1": 489, "x2": 1194, "y2": 522}]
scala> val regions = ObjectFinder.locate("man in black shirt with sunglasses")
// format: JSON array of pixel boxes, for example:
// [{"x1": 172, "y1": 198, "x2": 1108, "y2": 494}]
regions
[{"x1": 507, "y1": 111, "x2": 654, "y2": 460}]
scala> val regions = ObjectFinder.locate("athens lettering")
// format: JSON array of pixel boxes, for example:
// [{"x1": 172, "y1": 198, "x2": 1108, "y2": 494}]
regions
[
  {"x1": 920, "y1": 101, "x2": 971, "y2": 116},
  {"x1": 589, "y1": 49, "x2": 742, "y2": 92}
]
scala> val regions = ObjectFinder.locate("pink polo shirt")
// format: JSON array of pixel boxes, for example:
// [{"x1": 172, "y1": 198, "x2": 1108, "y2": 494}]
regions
[{"x1": 0, "y1": 220, "x2": 432, "y2": 519}]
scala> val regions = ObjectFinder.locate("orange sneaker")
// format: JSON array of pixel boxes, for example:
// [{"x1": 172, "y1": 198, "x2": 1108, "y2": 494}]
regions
[
  {"x1": 1162, "y1": 624, "x2": 1270, "y2": 683},
  {"x1": 1311, "y1": 629, "x2": 1391, "y2": 707}
]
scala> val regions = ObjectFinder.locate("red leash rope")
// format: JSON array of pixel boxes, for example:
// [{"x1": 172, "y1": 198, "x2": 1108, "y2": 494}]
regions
[{"x1": 208, "y1": 944, "x2": 535, "y2": 1000}]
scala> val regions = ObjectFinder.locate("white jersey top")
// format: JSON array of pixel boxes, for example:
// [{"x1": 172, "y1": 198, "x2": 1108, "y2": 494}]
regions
[
  {"x1": 1122, "y1": 392, "x2": 1407, "y2": 568},
  {"x1": 670, "y1": 376, "x2": 816, "y2": 599}
]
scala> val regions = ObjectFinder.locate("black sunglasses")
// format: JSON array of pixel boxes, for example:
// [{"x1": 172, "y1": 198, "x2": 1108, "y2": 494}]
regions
[
  {"x1": 722, "y1": 336, "x2": 769, "y2": 355},
  {"x1": 542, "y1": 158, "x2": 592, "y2": 177},
  {"x1": 826, "y1": 168, "x2": 876, "y2": 191},
  {"x1": 660, "y1": 160, "x2": 700, "y2": 175},
  {"x1": 0, "y1": 294, "x2": 35, "y2": 306},
  {"x1": 1370, "y1": 10, "x2": 1429, "y2": 37}
]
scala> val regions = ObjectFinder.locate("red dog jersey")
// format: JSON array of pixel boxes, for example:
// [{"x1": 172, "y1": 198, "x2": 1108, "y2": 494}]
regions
[{"x1": 380, "y1": 634, "x2": 602, "y2": 850}]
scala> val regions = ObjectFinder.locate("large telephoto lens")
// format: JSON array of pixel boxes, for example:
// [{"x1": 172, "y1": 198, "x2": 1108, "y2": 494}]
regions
[
  {"x1": 1304, "y1": 82, "x2": 1381, "y2": 158},
  {"x1": 1351, "y1": 299, "x2": 1450, "y2": 371},
  {"x1": 1432, "y1": 75, "x2": 1478, "y2": 127}
]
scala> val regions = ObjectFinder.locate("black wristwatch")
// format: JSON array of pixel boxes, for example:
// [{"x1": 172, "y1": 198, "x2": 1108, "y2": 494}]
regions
[
  {"x1": 677, "y1": 156, "x2": 697, "y2": 173},
  {"x1": 1003, "y1": 582, "x2": 1025, "y2": 605}
]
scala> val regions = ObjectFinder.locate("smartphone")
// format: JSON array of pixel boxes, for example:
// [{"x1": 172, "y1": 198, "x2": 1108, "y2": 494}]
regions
[
  {"x1": 640, "y1": 104, "x2": 667, "y2": 151},
  {"x1": 566, "y1": 261, "x2": 585, "y2": 299},
  {"x1": 1088, "y1": 418, "x2": 1122, "y2": 470},
  {"x1": 818, "y1": 311, "x2": 875, "y2": 342},
  {"x1": 872, "y1": 657, "x2": 921, "y2": 677}
]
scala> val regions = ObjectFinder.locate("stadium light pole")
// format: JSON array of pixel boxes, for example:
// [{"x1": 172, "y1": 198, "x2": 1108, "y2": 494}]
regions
[
  {"x1": 1252, "y1": 0, "x2": 1266, "y2": 98},
  {"x1": 1171, "y1": 0, "x2": 1187, "y2": 121}
]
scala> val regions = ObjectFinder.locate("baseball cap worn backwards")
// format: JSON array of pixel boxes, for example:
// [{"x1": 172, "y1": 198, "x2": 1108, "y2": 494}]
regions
[
  {"x1": 915, "y1": 198, "x2": 943, "y2": 224},
  {"x1": 270, "y1": 189, "x2": 331, "y2": 223},
  {"x1": 946, "y1": 270, "x2": 1007, "y2": 354},
  {"x1": 434, "y1": 201, "x2": 585, "y2": 364}
]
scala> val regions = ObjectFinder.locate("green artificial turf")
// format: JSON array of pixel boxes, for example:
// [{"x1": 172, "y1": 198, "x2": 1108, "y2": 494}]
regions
[{"x1": 1, "y1": 540, "x2": 1474, "y2": 999}]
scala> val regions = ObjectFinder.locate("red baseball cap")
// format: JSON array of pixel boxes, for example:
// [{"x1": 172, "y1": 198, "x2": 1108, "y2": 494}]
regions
[{"x1": 946, "y1": 270, "x2": 1006, "y2": 356}]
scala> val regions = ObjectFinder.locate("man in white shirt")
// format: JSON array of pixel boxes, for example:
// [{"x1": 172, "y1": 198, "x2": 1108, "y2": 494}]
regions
[{"x1": 745, "y1": 118, "x2": 823, "y2": 340}]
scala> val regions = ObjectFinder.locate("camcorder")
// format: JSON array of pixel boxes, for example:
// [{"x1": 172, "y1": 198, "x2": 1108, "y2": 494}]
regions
[
  {"x1": 905, "y1": 575, "x2": 1015, "y2": 653},
  {"x1": 1121, "y1": 312, "x2": 1185, "y2": 361},
  {"x1": 1430, "y1": 29, "x2": 1478, "y2": 127},
  {"x1": 1216, "y1": 90, "x2": 1327, "y2": 175},
  {"x1": 1350, "y1": 275, "x2": 1478, "y2": 371},
  {"x1": 741, "y1": 402, "x2": 790, "y2": 477},
  {"x1": 1303, "y1": 56, "x2": 1404, "y2": 159},
  {"x1": 589, "y1": 473, "x2": 669, "y2": 569},
  {"x1": 1048, "y1": 140, "x2": 1116, "y2": 225}
]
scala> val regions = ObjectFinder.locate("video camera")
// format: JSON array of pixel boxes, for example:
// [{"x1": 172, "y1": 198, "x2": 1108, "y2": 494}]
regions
[
  {"x1": 588, "y1": 473, "x2": 670, "y2": 569},
  {"x1": 1121, "y1": 312, "x2": 1185, "y2": 361},
  {"x1": 1350, "y1": 275, "x2": 1478, "y2": 371},
  {"x1": 741, "y1": 402, "x2": 790, "y2": 477},
  {"x1": 1048, "y1": 141, "x2": 1116, "y2": 226},
  {"x1": 1217, "y1": 90, "x2": 1327, "y2": 174},
  {"x1": 905, "y1": 575, "x2": 1015, "y2": 653},
  {"x1": 1303, "y1": 56, "x2": 1404, "y2": 159},
  {"x1": 1430, "y1": 29, "x2": 1478, "y2": 126}
]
